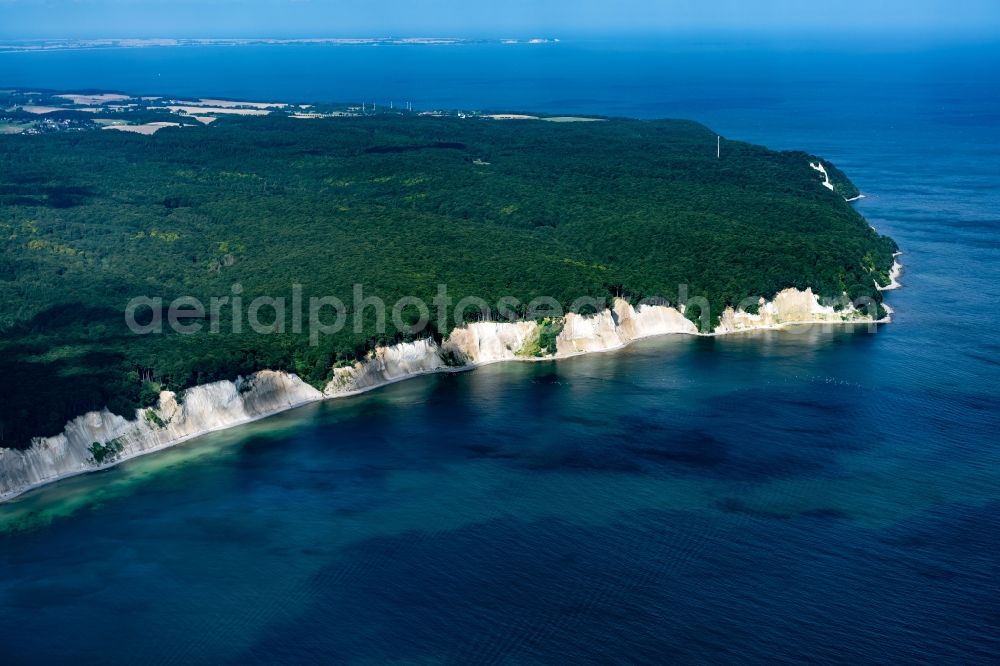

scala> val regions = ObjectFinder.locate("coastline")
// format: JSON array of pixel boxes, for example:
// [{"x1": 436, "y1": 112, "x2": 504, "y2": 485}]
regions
[
  {"x1": 0, "y1": 392, "x2": 323, "y2": 505},
  {"x1": 0, "y1": 283, "x2": 899, "y2": 504},
  {"x1": 877, "y1": 252, "x2": 904, "y2": 291}
]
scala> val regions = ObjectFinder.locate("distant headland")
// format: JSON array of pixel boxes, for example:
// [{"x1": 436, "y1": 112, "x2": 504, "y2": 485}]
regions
[{"x1": 0, "y1": 37, "x2": 560, "y2": 54}]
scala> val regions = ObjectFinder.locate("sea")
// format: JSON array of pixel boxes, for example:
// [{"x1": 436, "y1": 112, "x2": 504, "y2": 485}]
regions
[{"x1": 1, "y1": 37, "x2": 999, "y2": 664}]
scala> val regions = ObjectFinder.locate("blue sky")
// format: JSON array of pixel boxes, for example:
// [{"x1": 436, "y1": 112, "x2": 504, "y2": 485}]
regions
[{"x1": 2, "y1": 0, "x2": 999, "y2": 39}]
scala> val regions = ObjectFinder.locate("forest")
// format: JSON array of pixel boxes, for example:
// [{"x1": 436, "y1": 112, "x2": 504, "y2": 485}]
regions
[{"x1": 0, "y1": 106, "x2": 897, "y2": 448}]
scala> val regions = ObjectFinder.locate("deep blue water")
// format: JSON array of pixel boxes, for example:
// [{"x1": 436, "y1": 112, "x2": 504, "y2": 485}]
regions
[{"x1": 1, "y1": 39, "x2": 999, "y2": 664}]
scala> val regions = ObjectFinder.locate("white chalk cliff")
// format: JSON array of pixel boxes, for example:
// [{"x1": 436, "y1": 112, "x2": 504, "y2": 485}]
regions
[
  {"x1": 0, "y1": 371, "x2": 322, "y2": 502},
  {"x1": 810, "y1": 161, "x2": 835, "y2": 191},
  {"x1": 0, "y1": 288, "x2": 892, "y2": 502},
  {"x1": 877, "y1": 253, "x2": 904, "y2": 291},
  {"x1": 713, "y1": 287, "x2": 878, "y2": 334},
  {"x1": 324, "y1": 339, "x2": 449, "y2": 396}
]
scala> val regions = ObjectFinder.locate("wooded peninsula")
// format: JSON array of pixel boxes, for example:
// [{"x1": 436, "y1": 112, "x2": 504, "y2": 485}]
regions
[{"x1": 0, "y1": 89, "x2": 897, "y2": 448}]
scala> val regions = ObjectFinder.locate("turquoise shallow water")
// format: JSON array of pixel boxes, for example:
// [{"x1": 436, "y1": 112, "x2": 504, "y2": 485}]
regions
[{"x1": 1, "y1": 38, "x2": 999, "y2": 664}]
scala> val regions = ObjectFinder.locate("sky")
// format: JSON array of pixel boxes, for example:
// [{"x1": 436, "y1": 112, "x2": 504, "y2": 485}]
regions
[{"x1": 1, "y1": 0, "x2": 999, "y2": 39}]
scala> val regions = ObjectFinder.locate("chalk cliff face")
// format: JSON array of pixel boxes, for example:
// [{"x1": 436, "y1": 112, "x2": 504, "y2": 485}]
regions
[
  {"x1": 324, "y1": 339, "x2": 448, "y2": 396},
  {"x1": 322, "y1": 322, "x2": 540, "y2": 397},
  {"x1": 322, "y1": 300, "x2": 700, "y2": 396},
  {"x1": 877, "y1": 255, "x2": 904, "y2": 291},
  {"x1": 623, "y1": 301, "x2": 701, "y2": 339},
  {"x1": 0, "y1": 370, "x2": 322, "y2": 501},
  {"x1": 556, "y1": 299, "x2": 697, "y2": 355},
  {"x1": 323, "y1": 291, "x2": 884, "y2": 400},
  {"x1": 713, "y1": 287, "x2": 872, "y2": 334},
  {"x1": 0, "y1": 288, "x2": 890, "y2": 502},
  {"x1": 444, "y1": 321, "x2": 539, "y2": 364}
]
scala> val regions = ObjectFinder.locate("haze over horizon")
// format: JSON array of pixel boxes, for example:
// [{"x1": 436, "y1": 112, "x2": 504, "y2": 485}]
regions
[{"x1": 2, "y1": 0, "x2": 999, "y2": 40}]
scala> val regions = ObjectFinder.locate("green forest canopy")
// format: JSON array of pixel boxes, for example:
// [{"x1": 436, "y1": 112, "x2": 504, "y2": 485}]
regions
[{"x1": 0, "y1": 110, "x2": 897, "y2": 448}]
